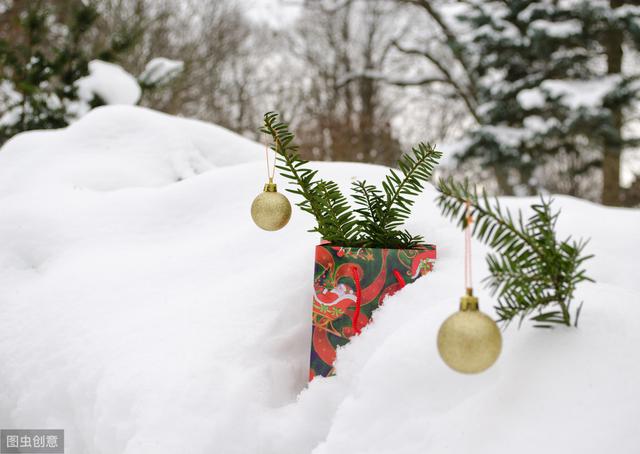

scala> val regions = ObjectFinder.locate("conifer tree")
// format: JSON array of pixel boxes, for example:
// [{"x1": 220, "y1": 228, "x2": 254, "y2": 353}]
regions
[
  {"x1": 457, "y1": 0, "x2": 640, "y2": 203},
  {"x1": 0, "y1": 0, "x2": 140, "y2": 146},
  {"x1": 394, "y1": 0, "x2": 640, "y2": 204}
]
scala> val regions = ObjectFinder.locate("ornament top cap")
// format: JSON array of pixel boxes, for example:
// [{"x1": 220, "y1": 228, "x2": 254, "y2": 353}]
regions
[
  {"x1": 460, "y1": 287, "x2": 479, "y2": 311},
  {"x1": 264, "y1": 179, "x2": 277, "y2": 192}
]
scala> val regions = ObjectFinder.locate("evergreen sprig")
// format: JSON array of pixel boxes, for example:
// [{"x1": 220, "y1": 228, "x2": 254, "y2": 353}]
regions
[
  {"x1": 261, "y1": 112, "x2": 360, "y2": 244},
  {"x1": 371, "y1": 143, "x2": 441, "y2": 247},
  {"x1": 261, "y1": 112, "x2": 441, "y2": 248},
  {"x1": 437, "y1": 178, "x2": 594, "y2": 328}
]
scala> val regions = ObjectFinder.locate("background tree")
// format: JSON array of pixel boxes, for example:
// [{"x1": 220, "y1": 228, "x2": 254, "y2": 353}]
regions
[
  {"x1": 97, "y1": 0, "x2": 262, "y2": 134},
  {"x1": 2, "y1": 0, "x2": 639, "y2": 208},
  {"x1": 283, "y1": 0, "x2": 405, "y2": 166},
  {"x1": 390, "y1": 0, "x2": 640, "y2": 205},
  {"x1": 0, "y1": 0, "x2": 140, "y2": 146}
]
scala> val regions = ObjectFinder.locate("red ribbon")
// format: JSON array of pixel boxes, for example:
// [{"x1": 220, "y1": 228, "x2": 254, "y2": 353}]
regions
[{"x1": 392, "y1": 269, "x2": 406, "y2": 289}]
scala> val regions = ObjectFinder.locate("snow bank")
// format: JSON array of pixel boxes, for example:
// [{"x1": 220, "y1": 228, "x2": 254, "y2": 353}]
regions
[
  {"x1": 0, "y1": 106, "x2": 639, "y2": 454},
  {"x1": 0, "y1": 106, "x2": 262, "y2": 194}
]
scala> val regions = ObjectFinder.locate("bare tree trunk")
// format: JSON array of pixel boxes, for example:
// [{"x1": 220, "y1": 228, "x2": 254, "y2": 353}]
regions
[
  {"x1": 495, "y1": 167, "x2": 515, "y2": 196},
  {"x1": 602, "y1": 0, "x2": 624, "y2": 206}
]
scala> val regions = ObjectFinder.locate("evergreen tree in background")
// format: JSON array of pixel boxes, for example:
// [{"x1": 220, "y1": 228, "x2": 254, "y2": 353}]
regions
[
  {"x1": 394, "y1": 0, "x2": 640, "y2": 205},
  {"x1": 0, "y1": 0, "x2": 140, "y2": 146},
  {"x1": 459, "y1": 0, "x2": 639, "y2": 204}
]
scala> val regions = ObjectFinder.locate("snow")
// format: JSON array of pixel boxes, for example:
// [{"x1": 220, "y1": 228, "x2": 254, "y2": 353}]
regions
[
  {"x1": 481, "y1": 125, "x2": 531, "y2": 147},
  {"x1": 1, "y1": 105, "x2": 639, "y2": 454},
  {"x1": 542, "y1": 76, "x2": 621, "y2": 109},
  {"x1": 139, "y1": 58, "x2": 184, "y2": 87},
  {"x1": 523, "y1": 115, "x2": 557, "y2": 134},
  {"x1": 518, "y1": 2, "x2": 552, "y2": 22},
  {"x1": 245, "y1": 0, "x2": 302, "y2": 28},
  {"x1": 0, "y1": 106, "x2": 262, "y2": 194},
  {"x1": 0, "y1": 80, "x2": 64, "y2": 129},
  {"x1": 517, "y1": 87, "x2": 546, "y2": 109},
  {"x1": 438, "y1": 2, "x2": 473, "y2": 30},
  {"x1": 1, "y1": 61, "x2": 142, "y2": 129},
  {"x1": 529, "y1": 19, "x2": 582, "y2": 38},
  {"x1": 75, "y1": 60, "x2": 141, "y2": 108},
  {"x1": 474, "y1": 21, "x2": 522, "y2": 43},
  {"x1": 517, "y1": 76, "x2": 621, "y2": 110},
  {"x1": 614, "y1": 4, "x2": 640, "y2": 18},
  {"x1": 436, "y1": 138, "x2": 472, "y2": 165},
  {"x1": 0, "y1": 80, "x2": 25, "y2": 127}
]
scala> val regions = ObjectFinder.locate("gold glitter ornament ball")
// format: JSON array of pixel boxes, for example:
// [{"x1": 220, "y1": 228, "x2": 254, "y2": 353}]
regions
[
  {"x1": 251, "y1": 182, "x2": 292, "y2": 231},
  {"x1": 437, "y1": 290, "x2": 502, "y2": 374}
]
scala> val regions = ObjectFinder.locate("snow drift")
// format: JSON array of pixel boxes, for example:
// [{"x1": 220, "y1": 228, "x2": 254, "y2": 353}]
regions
[{"x1": 0, "y1": 106, "x2": 638, "y2": 454}]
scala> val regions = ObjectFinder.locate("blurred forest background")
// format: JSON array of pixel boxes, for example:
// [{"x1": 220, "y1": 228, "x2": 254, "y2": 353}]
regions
[{"x1": 1, "y1": 0, "x2": 640, "y2": 206}]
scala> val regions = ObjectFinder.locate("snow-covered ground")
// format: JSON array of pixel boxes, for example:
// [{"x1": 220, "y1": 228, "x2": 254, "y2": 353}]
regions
[{"x1": 0, "y1": 106, "x2": 639, "y2": 454}]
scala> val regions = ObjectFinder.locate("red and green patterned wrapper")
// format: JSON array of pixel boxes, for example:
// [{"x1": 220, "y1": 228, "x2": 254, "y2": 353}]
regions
[{"x1": 309, "y1": 243, "x2": 436, "y2": 379}]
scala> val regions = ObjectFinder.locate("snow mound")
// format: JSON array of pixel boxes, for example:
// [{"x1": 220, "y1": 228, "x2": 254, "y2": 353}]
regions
[
  {"x1": 0, "y1": 106, "x2": 639, "y2": 454},
  {"x1": 0, "y1": 105, "x2": 262, "y2": 194}
]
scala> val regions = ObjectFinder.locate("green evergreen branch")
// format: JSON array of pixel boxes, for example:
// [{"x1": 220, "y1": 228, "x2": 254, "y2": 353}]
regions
[
  {"x1": 261, "y1": 112, "x2": 321, "y2": 219},
  {"x1": 261, "y1": 112, "x2": 359, "y2": 244},
  {"x1": 437, "y1": 177, "x2": 594, "y2": 328},
  {"x1": 378, "y1": 143, "x2": 442, "y2": 231},
  {"x1": 353, "y1": 143, "x2": 441, "y2": 248},
  {"x1": 261, "y1": 112, "x2": 323, "y2": 222},
  {"x1": 260, "y1": 112, "x2": 441, "y2": 248},
  {"x1": 315, "y1": 180, "x2": 361, "y2": 243},
  {"x1": 351, "y1": 180, "x2": 386, "y2": 245}
]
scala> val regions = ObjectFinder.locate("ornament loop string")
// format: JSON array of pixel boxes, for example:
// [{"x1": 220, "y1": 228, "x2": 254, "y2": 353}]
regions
[
  {"x1": 465, "y1": 201, "x2": 473, "y2": 291},
  {"x1": 264, "y1": 139, "x2": 277, "y2": 183}
]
